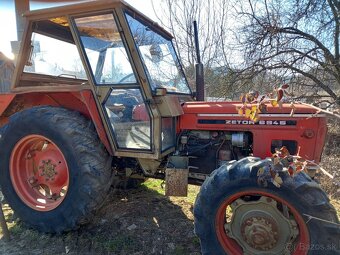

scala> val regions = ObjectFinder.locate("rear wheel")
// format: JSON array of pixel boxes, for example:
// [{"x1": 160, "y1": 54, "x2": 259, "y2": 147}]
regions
[
  {"x1": 0, "y1": 106, "x2": 112, "y2": 233},
  {"x1": 194, "y1": 157, "x2": 339, "y2": 255}
]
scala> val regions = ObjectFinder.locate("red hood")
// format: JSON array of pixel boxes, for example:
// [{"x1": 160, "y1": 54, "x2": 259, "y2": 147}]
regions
[{"x1": 182, "y1": 101, "x2": 317, "y2": 114}]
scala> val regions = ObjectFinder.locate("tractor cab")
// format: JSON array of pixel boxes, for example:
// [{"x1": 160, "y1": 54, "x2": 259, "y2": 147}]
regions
[{"x1": 11, "y1": 0, "x2": 191, "y2": 160}]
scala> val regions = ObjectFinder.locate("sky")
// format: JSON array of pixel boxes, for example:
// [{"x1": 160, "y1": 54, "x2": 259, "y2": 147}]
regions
[{"x1": 0, "y1": 0, "x2": 158, "y2": 59}]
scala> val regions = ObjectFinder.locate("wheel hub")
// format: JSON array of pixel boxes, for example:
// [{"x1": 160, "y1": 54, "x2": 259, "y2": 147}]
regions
[
  {"x1": 39, "y1": 159, "x2": 57, "y2": 180},
  {"x1": 241, "y1": 216, "x2": 278, "y2": 250},
  {"x1": 225, "y1": 196, "x2": 299, "y2": 254}
]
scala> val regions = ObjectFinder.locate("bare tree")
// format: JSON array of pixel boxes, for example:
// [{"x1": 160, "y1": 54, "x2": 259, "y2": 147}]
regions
[
  {"x1": 154, "y1": 0, "x2": 233, "y2": 93},
  {"x1": 236, "y1": 0, "x2": 340, "y2": 106},
  {"x1": 154, "y1": 0, "x2": 230, "y2": 66}
]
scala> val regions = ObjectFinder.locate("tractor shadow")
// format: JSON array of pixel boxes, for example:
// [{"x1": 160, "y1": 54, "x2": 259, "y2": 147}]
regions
[{"x1": 0, "y1": 179, "x2": 202, "y2": 255}]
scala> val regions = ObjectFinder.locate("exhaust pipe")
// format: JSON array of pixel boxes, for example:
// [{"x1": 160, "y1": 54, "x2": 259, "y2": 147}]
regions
[{"x1": 193, "y1": 21, "x2": 205, "y2": 101}]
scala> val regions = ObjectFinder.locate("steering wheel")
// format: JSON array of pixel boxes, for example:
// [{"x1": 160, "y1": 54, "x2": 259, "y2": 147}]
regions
[{"x1": 118, "y1": 73, "x2": 135, "y2": 83}]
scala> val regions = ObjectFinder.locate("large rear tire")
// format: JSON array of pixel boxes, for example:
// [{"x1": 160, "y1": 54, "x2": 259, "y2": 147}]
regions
[
  {"x1": 0, "y1": 106, "x2": 112, "y2": 233},
  {"x1": 194, "y1": 157, "x2": 339, "y2": 255}
]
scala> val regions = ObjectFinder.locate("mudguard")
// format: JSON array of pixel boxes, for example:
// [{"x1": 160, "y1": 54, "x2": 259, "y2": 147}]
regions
[{"x1": 0, "y1": 94, "x2": 15, "y2": 116}]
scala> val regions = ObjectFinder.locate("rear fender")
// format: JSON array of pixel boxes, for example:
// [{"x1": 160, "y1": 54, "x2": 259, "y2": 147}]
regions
[
  {"x1": 0, "y1": 94, "x2": 15, "y2": 116},
  {"x1": 0, "y1": 91, "x2": 113, "y2": 155}
]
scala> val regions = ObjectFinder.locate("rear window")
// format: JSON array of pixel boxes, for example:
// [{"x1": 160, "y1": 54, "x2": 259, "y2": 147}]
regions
[{"x1": 24, "y1": 17, "x2": 86, "y2": 79}]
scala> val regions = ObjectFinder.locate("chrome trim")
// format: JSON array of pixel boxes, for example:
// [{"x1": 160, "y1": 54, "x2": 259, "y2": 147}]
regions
[{"x1": 197, "y1": 113, "x2": 326, "y2": 118}]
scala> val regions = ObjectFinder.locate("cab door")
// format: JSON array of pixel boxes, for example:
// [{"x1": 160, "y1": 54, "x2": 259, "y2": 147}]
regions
[{"x1": 72, "y1": 12, "x2": 154, "y2": 153}]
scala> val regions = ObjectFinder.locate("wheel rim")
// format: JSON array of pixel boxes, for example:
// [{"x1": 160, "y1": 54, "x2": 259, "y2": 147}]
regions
[
  {"x1": 216, "y1": 190, "x2": 310, "y2": 255},
  {"x1": 10, "y1": 135, "x2": 69, "y2": 211}
]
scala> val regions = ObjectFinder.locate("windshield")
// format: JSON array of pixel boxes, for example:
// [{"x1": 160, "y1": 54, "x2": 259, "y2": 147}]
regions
[{"x1": 125, "y1": 13, "x2": 191, "y2": 94}]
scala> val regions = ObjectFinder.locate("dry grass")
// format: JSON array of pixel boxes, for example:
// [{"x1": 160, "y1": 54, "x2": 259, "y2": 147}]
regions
[
  {"x1": 319, "y1": 119, "x2": 340, "y2": 202},
  {"x1": 317, "y1": 119, "x2": 340, "y2": 218}
]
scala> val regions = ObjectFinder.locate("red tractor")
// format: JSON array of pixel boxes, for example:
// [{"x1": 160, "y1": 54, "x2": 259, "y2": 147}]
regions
[{"x1": 0, "y1": 1, "x2": 338, "y2": 254}]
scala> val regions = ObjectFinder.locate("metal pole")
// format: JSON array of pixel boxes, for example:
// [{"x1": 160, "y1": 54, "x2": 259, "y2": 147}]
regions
[
  {"x1": 193, "y1": 21, "x2": 205, "y2": 101},
  {"x1": 193, "y1": 21, "x2": 201, "y2": 64}
]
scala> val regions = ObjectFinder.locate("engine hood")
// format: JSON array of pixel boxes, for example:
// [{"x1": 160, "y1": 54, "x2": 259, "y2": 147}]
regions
[{"x1": 182, "y1": 101, "x2": 318, "y2": 115}]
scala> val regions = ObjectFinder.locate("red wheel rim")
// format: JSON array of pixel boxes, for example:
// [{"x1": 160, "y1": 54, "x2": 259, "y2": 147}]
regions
[
  {"x1": 10, "y1": 135, "x2": 69, "y2": 211},
  {"x1": 215, "y1": 190, "x2": 310, "y2": 255}
]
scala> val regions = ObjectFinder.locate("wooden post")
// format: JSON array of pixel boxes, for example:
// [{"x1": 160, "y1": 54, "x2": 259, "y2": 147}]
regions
[{"x1": 0, "y1": 202, "x2": 10, "y2": 242}]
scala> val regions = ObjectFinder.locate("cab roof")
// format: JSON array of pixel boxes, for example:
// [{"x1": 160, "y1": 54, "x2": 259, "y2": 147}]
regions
[{"x1": 23, "y1": 0, "x2": 173, "y2": 38}]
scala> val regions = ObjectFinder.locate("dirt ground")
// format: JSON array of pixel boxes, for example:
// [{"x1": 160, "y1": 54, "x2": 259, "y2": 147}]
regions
[
  {"x1": 0, "y1": 180, "x2": 202, "y2": 255},
  {"x1": 1, "y1": 172, "x2": 339, "y2": 255},
  {"x1": 0, "y1": 121, "x2": 339, "y2": 255}
]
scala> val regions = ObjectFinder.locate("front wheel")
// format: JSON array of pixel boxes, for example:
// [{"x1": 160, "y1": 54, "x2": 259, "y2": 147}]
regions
[{"x1": 194, "y1": 157, "x2": 339, "y2": 255}]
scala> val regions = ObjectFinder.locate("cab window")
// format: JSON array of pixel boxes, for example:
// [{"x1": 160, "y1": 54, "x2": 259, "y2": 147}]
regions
[
  {"x1": 125, "y1": 13, "x2": 191, "y2": 94},
  {"x1": 74, "y1": 14, "x2": 136, "y2": 85},
  {"x1": 24, "y1": 17, "x2": 86, "y2": 79},
  {"x1": 104, "y1": 88, "x2": 151, "y2": 150}
]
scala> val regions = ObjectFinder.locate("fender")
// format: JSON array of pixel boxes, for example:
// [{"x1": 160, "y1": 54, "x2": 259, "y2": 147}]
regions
[
  {"x1": 0, "y1": 94, "x2": 15, "y2": 116},
  {"x1": 0, "y1": 90, "x2": 112, "y2": 155}
]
